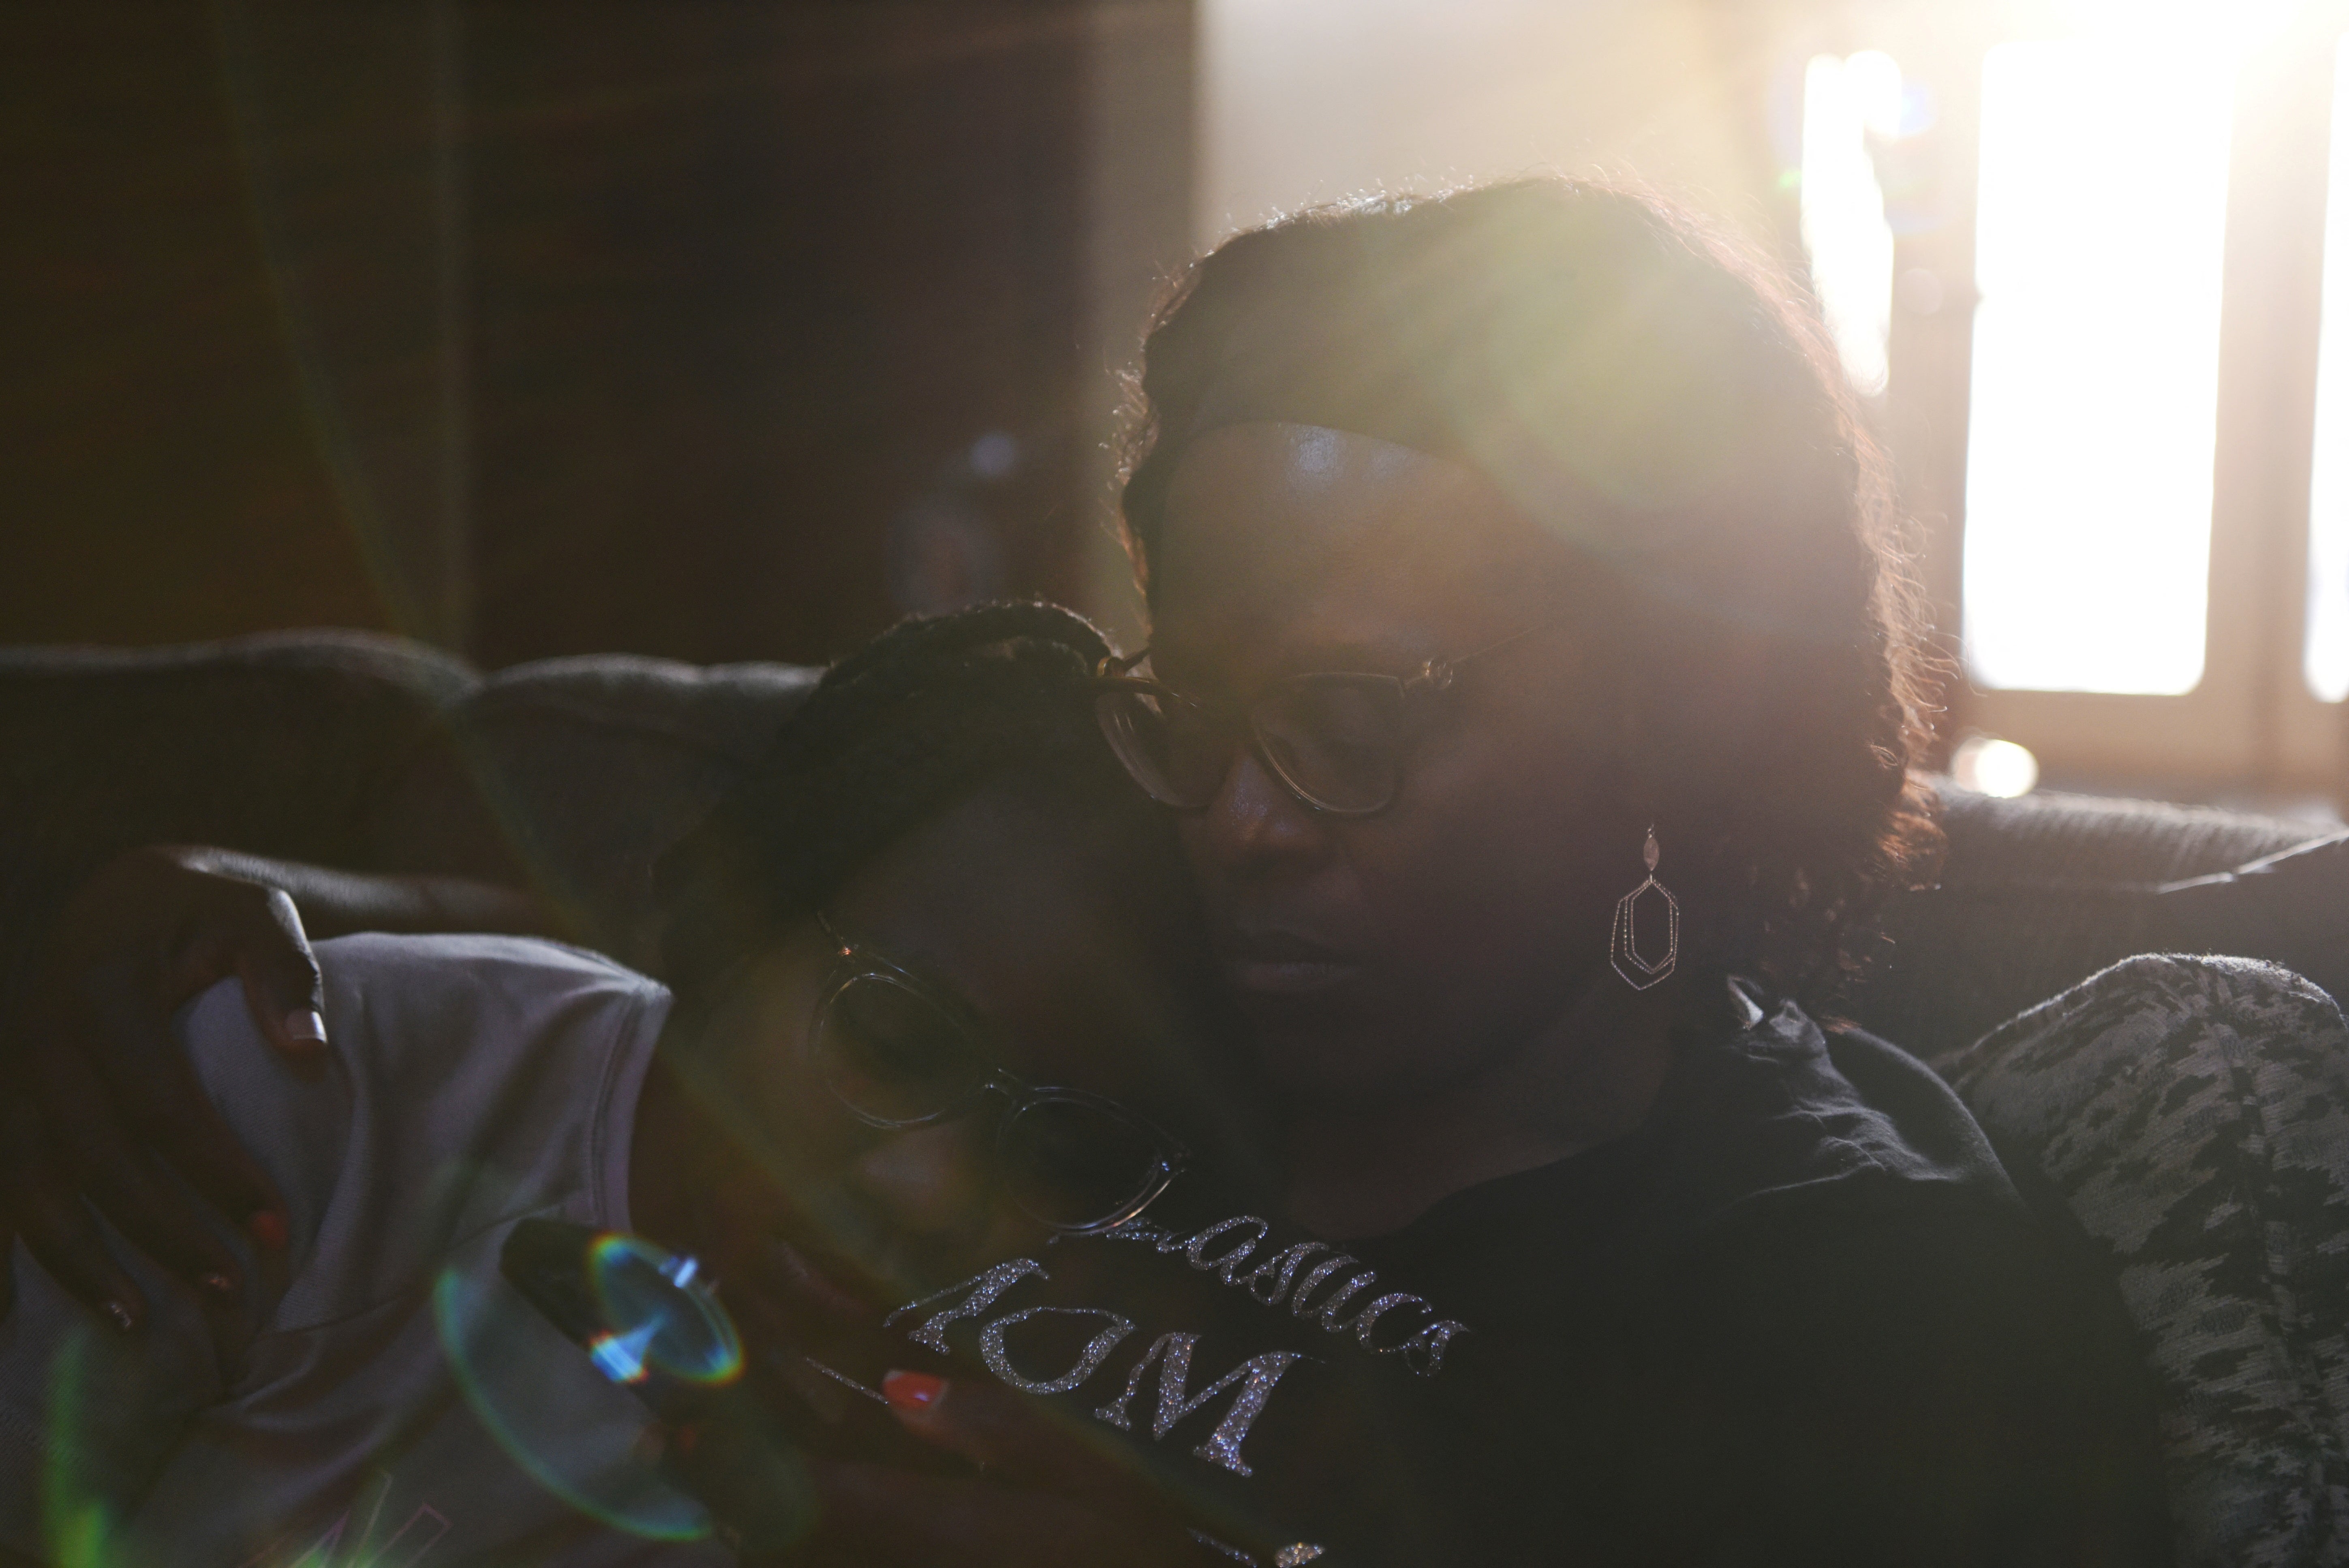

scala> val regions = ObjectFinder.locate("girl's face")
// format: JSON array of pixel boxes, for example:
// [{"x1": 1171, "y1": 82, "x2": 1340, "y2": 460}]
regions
[
  {"x1": 1147, "y1": 421, "x2": 1639, "y2": 1106},
  {"x1": 679, "y1": 783, "x2": 1244, "y2": 1298}
]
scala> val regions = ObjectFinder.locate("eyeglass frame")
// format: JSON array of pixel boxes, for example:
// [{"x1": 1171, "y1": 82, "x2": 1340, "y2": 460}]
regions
[
  {"x1": 809, "y1": 912, "x2": 1191, "y2": 1235},
  {"x1": 1090, "y1": 614, "x2": 1572, "y2": 818}
]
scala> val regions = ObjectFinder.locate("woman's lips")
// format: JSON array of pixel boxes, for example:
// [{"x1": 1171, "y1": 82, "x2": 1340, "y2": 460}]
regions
[{"x1": 1220, "y1": 931, "x2": 1364, "y2": 996}]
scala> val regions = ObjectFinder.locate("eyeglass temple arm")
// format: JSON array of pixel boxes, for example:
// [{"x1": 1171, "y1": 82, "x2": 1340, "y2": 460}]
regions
[{"x1": 1416, "y1": 612, "x2": 1577, "y2": 689}]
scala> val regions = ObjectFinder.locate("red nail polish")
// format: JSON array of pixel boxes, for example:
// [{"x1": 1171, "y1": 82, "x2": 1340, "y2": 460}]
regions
[
  {"x1": 882, "y1": 1369, "x2": 948, "y2": 1412},
  {"x1": 248, "y1": 1210, "x2": 288, "y2": 1250}
]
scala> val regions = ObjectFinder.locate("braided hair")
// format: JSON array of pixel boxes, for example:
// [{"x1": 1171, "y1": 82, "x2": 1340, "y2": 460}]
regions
[{"x1": 655, "y1": 601, "x2": 1153, "y2": 997}]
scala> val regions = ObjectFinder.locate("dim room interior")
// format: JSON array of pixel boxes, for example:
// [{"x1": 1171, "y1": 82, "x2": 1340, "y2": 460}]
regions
[{"x1": 11, "y1": 4, "x2": 2349, "y2": 1563}]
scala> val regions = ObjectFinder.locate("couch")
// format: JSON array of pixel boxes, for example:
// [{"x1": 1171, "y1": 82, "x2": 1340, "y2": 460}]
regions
[{"x1": 6, "y1": 628, "x2": 2349, "y2": 1564}]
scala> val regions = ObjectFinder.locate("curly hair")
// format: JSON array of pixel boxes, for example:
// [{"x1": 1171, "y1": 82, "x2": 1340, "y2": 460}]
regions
[
  {"x1": 1115, "y1": 178, "x2": 1942, "y2": 1007},
  {"x1": 654, "y1": 600, "x2": 1166, "y2": 997}
]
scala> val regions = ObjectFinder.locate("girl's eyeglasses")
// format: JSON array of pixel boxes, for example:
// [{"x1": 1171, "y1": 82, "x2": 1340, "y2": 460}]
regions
[
  {"x1": 809, "y1": 914, "x2": 1189, "y2": 1235},
  {"x1": 1091, "y1": 618, "x2": 1568, "y2": 817}
]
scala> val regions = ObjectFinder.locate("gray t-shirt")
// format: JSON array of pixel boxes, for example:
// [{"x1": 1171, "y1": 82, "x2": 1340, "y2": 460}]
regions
[{"x1": 0, "y1": 932, "x2": 732, "y2": 1568}]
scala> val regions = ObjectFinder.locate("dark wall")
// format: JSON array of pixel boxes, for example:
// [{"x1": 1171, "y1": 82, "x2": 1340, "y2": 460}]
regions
[
  {"x1": 462, "y1": 4, "x2": 1100, "y2": 667},
  {"x1": 2, "y1": 2, "x2": 1189, "y2": 667},
  {"x1": 0, "y1": 5, "x2": 394, "y2": 647}
]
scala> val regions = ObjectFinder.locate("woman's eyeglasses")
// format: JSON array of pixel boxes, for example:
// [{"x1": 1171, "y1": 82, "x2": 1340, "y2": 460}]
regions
[
  {"x1": 1091, "y1": 618, "x2": 1567, "y2": 817},
  {"x1": 808, "y1": 915, "x2": 1189, "y2": 1236}
]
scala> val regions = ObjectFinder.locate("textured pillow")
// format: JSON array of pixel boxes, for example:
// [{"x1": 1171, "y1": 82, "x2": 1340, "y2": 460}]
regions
[{"x1": 1938, "y1": 954, "x2": 2349, "y2": 1567}]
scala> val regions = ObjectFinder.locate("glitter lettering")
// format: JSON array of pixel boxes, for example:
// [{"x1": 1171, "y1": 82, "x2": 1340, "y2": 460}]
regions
[
  {"x1": 978, "y1": 1306, "x2": 1138, "y2": 1394},
  {"x1": 1184, "y1": 1216, "x2": 1270, "y2": 1283},
  {"x1": 1349, "y1": 1292, "x2": 1432, "y2": 1352},
  {"x1": 1235, "y1": 1242, "x2": 1329, "y2": 1307},
  {"x1": 1093, "y1": 1332, "x2": 1303, "y2": 1477},
  {"x1": 1100, "y1": 1211, "x2": 1473, "y2": 1380},
  {"x1": 1295, "y1": 1266, "x2": 1379, "y2": 1333},
  {"x1": 1400, "y1": 1318, "x2": 1470, "y2": 1376},
  {"x1": 1284, "y1": 1255, "x2": 1360, "y2": 1320},
  {"x1": 883, "y1": 1259, "x2": 1045, "y2": 1353}
]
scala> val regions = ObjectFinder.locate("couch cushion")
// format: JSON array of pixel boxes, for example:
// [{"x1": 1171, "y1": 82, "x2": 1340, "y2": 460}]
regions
[
  {"x1": 0, "y1": 630, "x2": 479, "y2": 992},
  {"x1": 1848, "y1": 786, "x2": 2327, "y2": 1062},
  {"x1": 366, "y1": 653, "x2": 820, "y2": 970},
  {"x1": 1940, "y1": 954, "x2": 2349, "y2": 1566},
  {"x1": 1938, "y1": 787, "x2": 2320, "y2": 886}
]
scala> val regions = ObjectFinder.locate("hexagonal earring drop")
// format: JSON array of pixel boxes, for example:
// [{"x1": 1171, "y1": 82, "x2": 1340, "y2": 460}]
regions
[{"x1": 1609, "y1": 826, "x2": 1679, "y2": 991}]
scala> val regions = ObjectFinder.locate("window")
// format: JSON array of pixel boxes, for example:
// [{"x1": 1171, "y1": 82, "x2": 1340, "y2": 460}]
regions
[
  {"x1": 1801, "y1": 51, "x2": 1904, "y2": 396},
  {"x1": 1961, "y1": 38, "x2": 2234, "y2": 696},
  {"x1": 2306, "y1": 35, "x2": 2349, "y2": 701}
]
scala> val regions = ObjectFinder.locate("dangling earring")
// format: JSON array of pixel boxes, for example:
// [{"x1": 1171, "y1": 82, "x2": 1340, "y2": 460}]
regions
[{"x1": 1610, "y1": 825, "x2": 1679, "y2": 990}]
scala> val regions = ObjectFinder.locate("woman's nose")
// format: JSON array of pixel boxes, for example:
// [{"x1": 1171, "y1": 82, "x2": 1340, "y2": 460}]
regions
[{"x1": 1195, "y1": 747, "x2": 1332, "y2": 877}]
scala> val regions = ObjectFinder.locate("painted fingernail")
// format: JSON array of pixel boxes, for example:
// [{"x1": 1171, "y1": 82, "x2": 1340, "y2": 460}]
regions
[
  {"x1": 248, "y1": 1210, "x2": 288, "y2": 1250},
  {"x1": 881, "y1": 1369, "x2": 948, "y2": 1413},
  {"x1": 104, "y1": 1300, "x2": 137, "y2": 1333},
  {"x1": 202, "y1": 1272, "x2": 237, "y2": 1296},
  {"x1": 285, "y1": 1010, "x2": 328, "y2": 1047}
]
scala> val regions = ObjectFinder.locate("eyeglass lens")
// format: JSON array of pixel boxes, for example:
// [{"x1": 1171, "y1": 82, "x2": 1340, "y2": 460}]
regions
[
  {"x1": 1092, "y1": 686, "x2": 1227, "y2": 808},
  {"x1": 998, "y1": 1097, "x2": 1166, "y2": 1232},
  {"x1": 813, "y1": 972, "x2": 984, "y2": 1125},
  {"x1": 1257, "y1": 675, "x2": 1407, "y2": 813},
  {"x1": 813, "y1": 973, "x2": 1168, "y2": 1230},
  {"x1": 1095, "y1": 675, "x2": 1408, "y2": 814}
]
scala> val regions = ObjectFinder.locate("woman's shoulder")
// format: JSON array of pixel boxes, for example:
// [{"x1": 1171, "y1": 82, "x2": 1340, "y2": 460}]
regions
[
  {"x1": 1655, "y1": 984, "x2": 2026, "y2": 1241},
  {"x1": 1356, "y1": 986, "x2": 2032, "y2": 1306}
]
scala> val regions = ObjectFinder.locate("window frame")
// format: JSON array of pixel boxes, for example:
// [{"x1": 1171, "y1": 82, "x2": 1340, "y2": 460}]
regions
[{"x1": 1879, "y1": 9, "x2": 2342, "y2": 797}]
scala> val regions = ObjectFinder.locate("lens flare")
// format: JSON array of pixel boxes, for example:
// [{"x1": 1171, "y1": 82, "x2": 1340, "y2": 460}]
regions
[
  {"x1": 432, "y1": 1258, "x2": 713, "y2": 1542},
  {"x1": 586, "y1": 1232, "x2": 745, "y2": 1386},
  {"x1": 42, "y1": 1329, "x2": 121, "y2": 1568},
  {"x1": 1951, "y1": 735, "x2": 2041, "y2": 799}
]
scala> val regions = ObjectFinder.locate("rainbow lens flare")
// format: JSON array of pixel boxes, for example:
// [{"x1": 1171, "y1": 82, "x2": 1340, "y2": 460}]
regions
[
  {"x1": 585, "y1": 1233, "x2": 744, "y2": 1386},
  {"x1": 433, "y1": 1251, "x2": 713, "y2": 1542}
]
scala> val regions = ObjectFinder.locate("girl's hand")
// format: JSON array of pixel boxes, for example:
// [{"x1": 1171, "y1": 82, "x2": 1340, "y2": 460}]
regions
[{"x1": 0, "y1": 845, "x2": 318, "y2": 1327}]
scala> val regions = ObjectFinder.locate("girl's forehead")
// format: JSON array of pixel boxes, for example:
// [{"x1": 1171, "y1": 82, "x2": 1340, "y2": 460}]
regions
[{"x1": 825, "y1": 790, "x2": 1190, "y2": 1092}]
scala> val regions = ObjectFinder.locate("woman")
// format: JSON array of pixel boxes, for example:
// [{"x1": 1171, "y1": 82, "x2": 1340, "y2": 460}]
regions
[
  {"x1": 0, "y1": 605, "x2": 1275, "y2": 1566},
  {"x1": 858, "y1": 179, "x2": 2174, "y2": 1565}
]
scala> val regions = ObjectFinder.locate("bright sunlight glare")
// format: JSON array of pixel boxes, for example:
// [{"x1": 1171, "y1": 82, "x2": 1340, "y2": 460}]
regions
[
  {"x1": 1962, "y1": 38, "x2": 2233, "y2": 695},
  {"x1": 1950, "y1": 735, "x2": 2041, "y2": 799},
  {"x1": 1801, "y1": 52, "x2": 1902, "y2": 397},
  {"x1": 2306, "y1": 35, "x2": 2349, "y2": 702}
]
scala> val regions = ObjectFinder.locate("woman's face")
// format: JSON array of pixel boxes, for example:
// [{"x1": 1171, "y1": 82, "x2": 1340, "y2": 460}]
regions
[
  {"x1": 681, "y1": 783, "x2": 1242, "y2": 1298},
  {"x1": 1149, "y1": 421, "x2": 1637, "y2": 1106}
]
